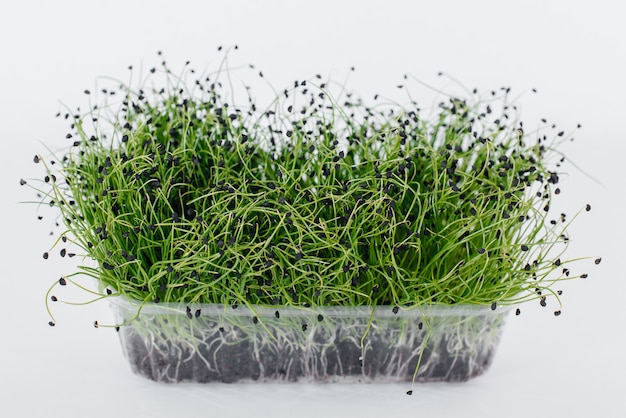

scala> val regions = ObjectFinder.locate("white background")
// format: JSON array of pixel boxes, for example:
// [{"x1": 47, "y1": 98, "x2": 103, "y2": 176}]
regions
[{"x1": 1, "y1": 1, "x2": 624, "y2": 417}]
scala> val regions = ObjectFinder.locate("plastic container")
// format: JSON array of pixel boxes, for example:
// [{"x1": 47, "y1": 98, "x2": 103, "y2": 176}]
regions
[{"x1": 110, "y1": 298, "x2": 511, "y2": 383}]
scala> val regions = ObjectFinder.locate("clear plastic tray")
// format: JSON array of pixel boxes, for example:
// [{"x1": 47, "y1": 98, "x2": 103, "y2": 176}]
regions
[{"x1": 110, "y1": 298, "x2": 511, "y2": 383}]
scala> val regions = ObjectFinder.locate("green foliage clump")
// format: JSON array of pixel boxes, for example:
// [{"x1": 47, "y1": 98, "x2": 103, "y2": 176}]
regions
[{"x1": 25, "y1": 52, "x2": 596, "y2": 318}]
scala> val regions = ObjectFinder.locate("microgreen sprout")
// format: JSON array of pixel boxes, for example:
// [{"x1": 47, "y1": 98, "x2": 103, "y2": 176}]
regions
[{"x1": 22, "y1": 47, "x2": 599, "y2": 385}]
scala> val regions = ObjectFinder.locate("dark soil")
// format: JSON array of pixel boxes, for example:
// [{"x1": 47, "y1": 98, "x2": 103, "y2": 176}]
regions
[{"x1": 116, "y1": 313, "x2": 505, "y2": 383}]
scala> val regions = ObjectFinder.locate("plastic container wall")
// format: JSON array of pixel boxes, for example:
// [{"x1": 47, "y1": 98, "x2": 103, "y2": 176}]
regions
[{"x1": 110, "y1": 298, "x2": 512, "y2": 383}]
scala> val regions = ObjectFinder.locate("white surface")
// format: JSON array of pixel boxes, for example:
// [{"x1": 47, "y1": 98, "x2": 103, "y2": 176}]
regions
[{"x1": 1, "y1": 1, "x2": 624, "y2": 417}]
